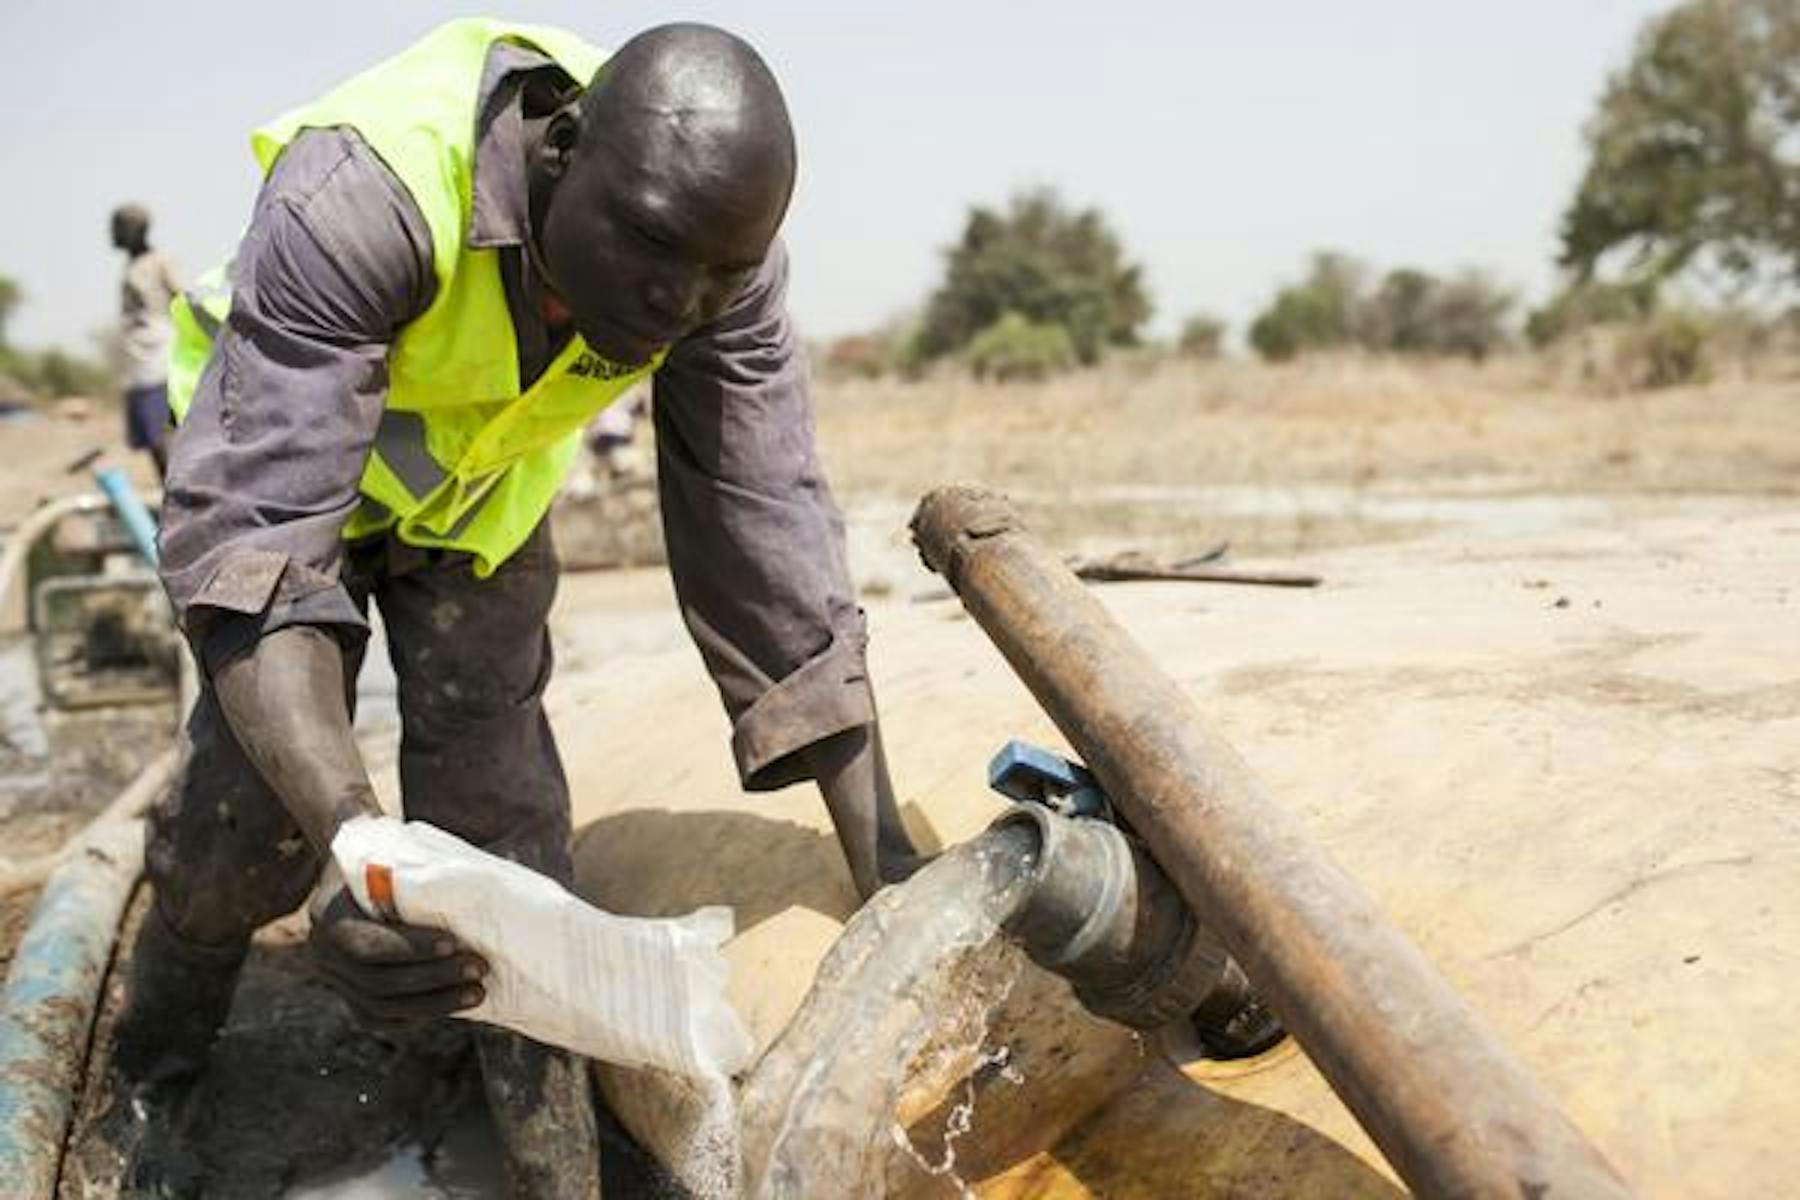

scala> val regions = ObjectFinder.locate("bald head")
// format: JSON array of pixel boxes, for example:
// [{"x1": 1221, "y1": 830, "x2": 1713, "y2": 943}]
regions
[
  {"x1": 532, "y1": 24, "x2": 797, "y2": 366},
  {"x1": 583, "y1": 24, "x2": 796, "y2": 185}
]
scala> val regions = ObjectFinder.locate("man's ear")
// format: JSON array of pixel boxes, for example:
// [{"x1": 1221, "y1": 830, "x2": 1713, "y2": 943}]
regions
[{"x1": 540, "y1": 103, "x2": 585, "y2": 180}]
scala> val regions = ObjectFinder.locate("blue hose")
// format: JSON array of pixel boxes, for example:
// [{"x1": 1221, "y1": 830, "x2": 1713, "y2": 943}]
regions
[
  {"x1": 0, "y1": 820, "x2": 145, "y2": 1199},
  {"x1": 94, "y1": 467, "x2": 159, "y2": 568}
]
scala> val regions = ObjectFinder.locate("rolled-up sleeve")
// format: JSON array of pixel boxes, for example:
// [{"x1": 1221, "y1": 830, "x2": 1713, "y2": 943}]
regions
[
  {"x1": 157, "y1": 129, "x2": 433, "y2": 670},
  {"x1": 653, "y1": 242, "x2": 873, "y2": 791}
]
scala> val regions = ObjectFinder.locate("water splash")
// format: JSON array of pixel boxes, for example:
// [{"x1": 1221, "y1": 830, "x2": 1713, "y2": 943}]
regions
[
  {"x1": 667, "y1": 1069, "x2": 741, "y2": 1200},
  {"x1": 888, "y1": 1042, "x2": 1026, "y2": 1199},
  {"x1": 737, "y1": 822, "x2": 1038, "y2": 1198}
]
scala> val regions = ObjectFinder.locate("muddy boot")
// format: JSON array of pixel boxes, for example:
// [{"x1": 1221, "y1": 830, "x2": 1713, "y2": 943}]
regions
[
  {"x1": 64, "y1": 906, "x2": 245, "y2": 1198},
  {"x1": 113, "y1": 905, "x2": 248, "y2": 1084},
  {"x1": 479, "y1": 1027, "x2": 604, "y2": 1198}
]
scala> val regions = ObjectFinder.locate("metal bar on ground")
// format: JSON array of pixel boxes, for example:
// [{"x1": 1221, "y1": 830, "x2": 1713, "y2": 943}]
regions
[
  {"x1": 1073, "y1": 563, "x2": 1321, "y2": 587},
  {"x1": 910, "y1": 484, "x2": 1632, "y2": 1200}
]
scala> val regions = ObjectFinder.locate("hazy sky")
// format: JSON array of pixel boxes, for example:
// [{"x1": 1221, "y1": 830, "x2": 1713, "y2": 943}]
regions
[{"x1": 1, "y1": 0, "x2": 1673, "y2": 352}]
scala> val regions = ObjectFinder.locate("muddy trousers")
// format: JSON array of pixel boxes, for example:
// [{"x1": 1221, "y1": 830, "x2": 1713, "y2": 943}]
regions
[{"x1": 115, "y1": 525, "x2": 601, "y2": 1199}]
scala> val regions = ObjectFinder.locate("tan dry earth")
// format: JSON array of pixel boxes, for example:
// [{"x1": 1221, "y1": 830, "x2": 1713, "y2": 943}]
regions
[
  {"x1": 7, "y1": 366, "x2": 1799, "y2": 1195},
  {"x1": 546, "y1": 496, "x2": 1799, "y2": 1199}
]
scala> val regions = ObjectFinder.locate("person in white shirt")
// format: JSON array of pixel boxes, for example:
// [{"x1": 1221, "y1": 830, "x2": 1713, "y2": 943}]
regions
[{"x1": 111, "y1": 203, "x2": 179, "y2": 476}]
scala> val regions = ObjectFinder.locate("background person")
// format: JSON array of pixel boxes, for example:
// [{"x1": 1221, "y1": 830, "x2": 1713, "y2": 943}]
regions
[{"x1": 109, "y1": 203, "x2": 178, "y2": 476}]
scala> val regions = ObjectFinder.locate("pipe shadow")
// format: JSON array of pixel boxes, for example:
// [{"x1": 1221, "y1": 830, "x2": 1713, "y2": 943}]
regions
[
  {"x1": 972, "y1": 1058, "x2": 1406, "y2": 1199},
  {"x1": 571, "y1": 807, "x2": 859, "y2": 933},
  {"x1": 572, "y1": 810, "x2": 1400, "y2": 1197}
]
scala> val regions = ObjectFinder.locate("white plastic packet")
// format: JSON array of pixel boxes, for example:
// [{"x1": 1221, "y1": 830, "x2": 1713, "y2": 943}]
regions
[{"x1": 328, "y1": 814, "x2": 754, "y2": 1081}]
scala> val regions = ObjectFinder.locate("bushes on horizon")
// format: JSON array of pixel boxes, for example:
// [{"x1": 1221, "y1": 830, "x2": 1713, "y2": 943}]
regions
[
  {"x1": 914, "y1": 189, "x2": 1151, "y2": 370},
  {"x1": 963, "y1": 312, "x2": 1077, "y2": 382},
  {"x1": 31, "y1": 348, "x2": 115, "y2": 399},
  {"x1": 1525, "y1": 279, "x2": 1659, "y2": 347},
  {"x1": 1247, "y1": 252, "x2": 1363, "y2": 361},
  {"x1": 1538, "y1": 302, "x2": 1755, "y2": 390},
  {"x1": 1616, "y1": 310, "x2": 1713, "y2": 387},
  {"x1": 1177, "y1": 313, "x2": 1228, "y2": 359},
  {"x1": 1403, "y1": 271, "x2": 1514, "y2": 360},
  {"x1": 818, "y1": 315, "x2": 921, "y2": 382},
  {"x1": 1358, "y1": 268, "x2": 1514, "y2": 360},
  {"x1": 0, "y1": 271, "x2": 116, "y2": 401},
  {"x1": 0, "y1": 274, "x2": 19, "y2": 348},
  {"x1": 1526, "y1": 280, "x2": 1789, "y2": 388},
  {"x1": 1248, "y1": 252, "x2": 1513, "y2": 362}
]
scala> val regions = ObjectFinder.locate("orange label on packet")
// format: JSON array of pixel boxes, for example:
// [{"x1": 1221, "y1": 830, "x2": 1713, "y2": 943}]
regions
[{"x1": 365, "y1": 862, "x2": 398, "y2": 920}]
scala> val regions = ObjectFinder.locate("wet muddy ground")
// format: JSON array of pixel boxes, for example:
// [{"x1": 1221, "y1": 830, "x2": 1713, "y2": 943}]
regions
[
  {"x1": 60, "y1": 905, "x2": 495, "y2": 1198},
  {"x1": 55, "y1": 900, "x2": 682, "y2": 1198},
  {"x1": 0, "y1": 635, "x2": 174, "y2": 977},
  {"x1": 1, "y1": 628, "x2": 680, "y2": 1196}
]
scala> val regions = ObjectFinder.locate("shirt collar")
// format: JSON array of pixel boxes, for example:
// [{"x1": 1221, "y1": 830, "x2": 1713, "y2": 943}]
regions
[{"x1": 468, "y1": 41, "x2": 577, "y2": 250}]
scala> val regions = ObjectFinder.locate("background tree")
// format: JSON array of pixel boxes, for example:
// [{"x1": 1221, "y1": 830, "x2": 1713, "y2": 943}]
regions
[
  {"x1": 1358, "y1": 268, "x2": 1436, "y2": 355},
  {"x1": 0, "y1": 272, "x2": 116, "y2": 400},
  {"x1": 1247, "y1": 251, "x2": 1365, "y2": 361},
  {"x1": 1250, "y1": 252, "x2": 1512, "y2": 362},
  {"x1": 1524, "y1": 278, "x2": 1657, "y2": 347},
  {"x1": 914, "y1": 189, "x2": 1152, "y2": 368},
  {"x1": 1362, "y1": 268, "x2": 1514, "y2": 361},
  {"x1": 0, "y1": 274, "x2": 21, "y2": 349},
  {"x1": 1557, "y1": 0, "x2": 1800, "y2": 298},
  {"x1": 1176, "y1": 313, "x2": 1227, "y2": 359},
  {"x1": 963, "y1": 312, "x2": 1077, "y2": 383}
]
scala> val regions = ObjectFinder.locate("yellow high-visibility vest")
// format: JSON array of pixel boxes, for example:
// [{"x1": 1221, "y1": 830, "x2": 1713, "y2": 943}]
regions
[{"x1": 169, "y1": 18, "x2": 662, "y2": 576}]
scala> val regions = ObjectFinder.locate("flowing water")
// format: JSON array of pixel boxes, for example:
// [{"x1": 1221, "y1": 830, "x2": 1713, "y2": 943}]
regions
[
  {"x1": 271, "y1": 822, "x2": 1044, "y2": 1200},
  {"x1": 734, "y1": 821, "x2": 1039, "y2": 1199}
]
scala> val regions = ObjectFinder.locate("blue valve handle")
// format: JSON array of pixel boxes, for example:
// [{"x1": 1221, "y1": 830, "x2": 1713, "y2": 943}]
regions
[{"x1": 987, "y1": 739, "x2": 1111, "y2": 820}]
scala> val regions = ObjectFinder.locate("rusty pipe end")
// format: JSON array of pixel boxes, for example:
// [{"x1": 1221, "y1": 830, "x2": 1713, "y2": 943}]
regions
[{"x1": 909, "y1": 487, "x2": 1025, "y2": 585}]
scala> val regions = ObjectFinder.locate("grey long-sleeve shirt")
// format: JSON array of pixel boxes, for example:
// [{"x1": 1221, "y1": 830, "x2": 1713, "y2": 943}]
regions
[{"x1": 159, "y1": 43, "x2": 871, "y2": 790}]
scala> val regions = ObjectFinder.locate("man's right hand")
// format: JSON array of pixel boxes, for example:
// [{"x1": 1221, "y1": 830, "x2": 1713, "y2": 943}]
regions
[{"x1": 308, "y1": 886, "x2": 489, "y2": 1023}]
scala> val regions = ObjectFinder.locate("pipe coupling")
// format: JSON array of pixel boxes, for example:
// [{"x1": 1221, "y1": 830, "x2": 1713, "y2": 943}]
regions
[{"x1": 993, "y1": 804, "x2": 1232, "y2": 1032}]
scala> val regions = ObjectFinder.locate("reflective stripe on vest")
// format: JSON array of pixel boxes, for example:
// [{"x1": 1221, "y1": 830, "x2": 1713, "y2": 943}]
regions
[{"x1": 373, "y1": 410, "x2": 444, "y2": 500}]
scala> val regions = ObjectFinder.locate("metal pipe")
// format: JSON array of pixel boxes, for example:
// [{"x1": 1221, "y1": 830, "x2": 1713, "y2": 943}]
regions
[
  {"x1": 911, "y1": 486, "x2": 1632, "y2": 1200},
  {"x1": 992, "y1": 803, "x2": 1237, "y2": 1033},
  {"x1": 0, "y1": 818, "x2": 146, "y2": 1199}
]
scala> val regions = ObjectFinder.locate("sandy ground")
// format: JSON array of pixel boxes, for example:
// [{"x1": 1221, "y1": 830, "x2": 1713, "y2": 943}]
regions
[
  {"x1": 3, "y1": 360, "x2": 1797, "y2": 1194},
  {"x1": 541, "y1": 357, "x2": 1800, "y2": 1195},
  {"x1": 551, "y1": 496, "x2": 1800, "y2": 1198},
  {"x1": 0, "y1": 405, "x2": 159, "y2": 535}
]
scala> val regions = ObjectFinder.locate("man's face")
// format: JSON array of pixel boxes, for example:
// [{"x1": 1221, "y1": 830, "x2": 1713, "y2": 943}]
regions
[{"x1": 536, "y1": 119, "x2": 786, "y2": 367}]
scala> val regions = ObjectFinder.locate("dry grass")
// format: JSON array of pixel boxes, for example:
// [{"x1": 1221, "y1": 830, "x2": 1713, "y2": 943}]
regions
[
  {"x1": 812, "y1": 353, "x2": 1800, "y2": 558},
  {"x1": 816, "y1": 353, "x2": 1800, "y2": 499}
]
